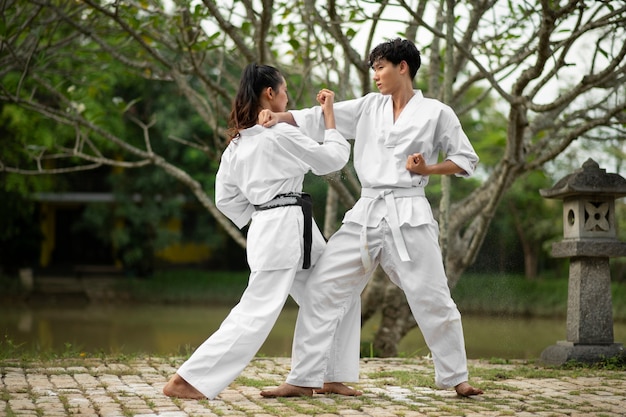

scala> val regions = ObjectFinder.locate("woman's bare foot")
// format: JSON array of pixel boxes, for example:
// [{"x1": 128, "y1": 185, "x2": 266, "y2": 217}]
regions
[
  {"x1": 162, "y1": 374, "x2": 205, "y2": 399},
  {"x1": 455, "y1": 381, "x2": 483, "y2": 397},
  {"x1": 315, "y1": 382, "x2": 362, "y2": 396},
  {"x1": 260, "y1": 383, "x2": 314, "y2": 397}
]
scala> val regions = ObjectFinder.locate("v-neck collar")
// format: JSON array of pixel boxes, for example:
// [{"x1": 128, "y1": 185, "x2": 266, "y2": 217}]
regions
[{"x1": 385, "y1": 90, "x2": 423, "y2": 127}]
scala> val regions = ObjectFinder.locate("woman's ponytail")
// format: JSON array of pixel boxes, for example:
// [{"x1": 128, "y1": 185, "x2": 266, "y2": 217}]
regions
[{"x1": 227, "y1": 63, "x2": 283, "y2": 141}]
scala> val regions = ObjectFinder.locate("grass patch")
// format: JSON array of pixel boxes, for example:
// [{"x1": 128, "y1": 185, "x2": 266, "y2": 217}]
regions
[
  {"x1": 3, "y1": 270, "x2": 625, "y2": 318},
  {"x1": 559, "y1": 354, "x2": 626, "y2": 371},
  {"x1": 113, "y1": 269, "x2": 249, "y2": 303},
  {"x1": 452, "y1": 274, "x2": 569, "y2": 317},
  {"x1": 0, "y1": 335, "x2": 155, "y2": 371},
  {"x1": 452, "y1": 273, "x2": 626, "y2": 321},
  {"x1": 366, "y1": 370, "x2": 436, "y2": 390},
  {"x1": 234, "y1": 376, "x2": 277, "y2": 389},
  {"x1": 0, "y1": 336, "x2": 88, "y2": 364},
  {"x1": 473, "y1": 364, "x2": 571, "y2": 380}
]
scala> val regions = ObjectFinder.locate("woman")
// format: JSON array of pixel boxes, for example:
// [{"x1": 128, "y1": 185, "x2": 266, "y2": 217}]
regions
[{"x1": 162, "y1": 63, "x2": 351, "y2": 399}]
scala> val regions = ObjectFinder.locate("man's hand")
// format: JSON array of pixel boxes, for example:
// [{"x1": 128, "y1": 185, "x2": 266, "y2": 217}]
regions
[
  {"x1": 316, "y1": 89, "x2": 335, "y2": 110},
  {"x1": 258, "y1": 109, "x2": 278, "y2": 127},
  {"x1": 317, "y1": 88, "x2": 336, "y2": 129},
  {"x1": 406, "y1": 153, "x2": 429, "y2": 175}
]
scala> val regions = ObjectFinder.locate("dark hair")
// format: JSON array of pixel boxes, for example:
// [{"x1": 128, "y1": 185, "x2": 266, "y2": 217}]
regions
[
  {"x1": 368, "y1": 38, "x2": 421, "y2": 80},
  {"x1": 227, "y1": 63, "x2": 284, "y2": 140}
]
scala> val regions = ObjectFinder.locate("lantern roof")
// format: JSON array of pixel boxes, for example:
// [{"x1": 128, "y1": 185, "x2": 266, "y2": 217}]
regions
[{"x1": 540, "y1": 159, "x2": 626, "y2": 200}]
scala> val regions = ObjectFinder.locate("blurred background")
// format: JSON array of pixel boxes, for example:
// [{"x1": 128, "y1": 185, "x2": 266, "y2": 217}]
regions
[{"x1": 2, "y1": 0, "x2": 625, "y2": 360}]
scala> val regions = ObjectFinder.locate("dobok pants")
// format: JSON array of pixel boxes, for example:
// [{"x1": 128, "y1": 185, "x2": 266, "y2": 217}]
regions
[
  {"x1": 176, "y1": 264, "x2": 361, "y2": 399},
  {"x1": 286, "y1": 220, "x2": 470, "y2": 389}
]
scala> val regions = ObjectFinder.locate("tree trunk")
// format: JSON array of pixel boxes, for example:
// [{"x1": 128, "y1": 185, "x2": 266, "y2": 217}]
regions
[
  {"x1": 509, "y1": 201, "x2": 539, "y2": 279},
  {"x1": 361, "y1": 267, "x2": 386, "y2": 324},
  {"x1": 323, "y1": 184, "x2": 339, "y2": 239},
  {"x1": 372, "y1": 280, "x2": 417, "y2": 357},
  {"x1": 523, "y1": 248, "x2": 539, "y2": 280}
]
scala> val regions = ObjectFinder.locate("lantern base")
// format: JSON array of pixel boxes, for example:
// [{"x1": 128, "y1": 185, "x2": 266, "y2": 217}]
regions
[{"x1": 540, "y1": 341, "x2": 624, "y2": 366}]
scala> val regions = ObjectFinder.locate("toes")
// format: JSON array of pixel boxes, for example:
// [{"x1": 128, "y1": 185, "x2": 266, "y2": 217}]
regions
[
  {"x1": 315, "y1": 383, "x2": 362, "y2": 396},
  {"x1": 455, "y1": 382, "x2": 484, "y2": 397},
  {"x1": 260, "y1": 384, "x2": 313, "y2": 398}
]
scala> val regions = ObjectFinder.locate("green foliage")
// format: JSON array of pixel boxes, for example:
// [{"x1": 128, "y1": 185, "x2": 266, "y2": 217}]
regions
[
  {"x1": 0, "y1": 104, "x2": 76, "y2": 181},
  {"x1": 2, "y1": 1, "x2": 624, "y2": 288},
  {"x1": 1, "y1": 17, "x2": 223, "y2": 274},
  {"x1": 455, "y1": 86, "x2": 508, "y2": 171},
  {"x1": 467, "y1": 171, "x2": 563, "y2": 276},
  {"x1": 72, "y1": 168, "x2": 185, "y2": 277}
]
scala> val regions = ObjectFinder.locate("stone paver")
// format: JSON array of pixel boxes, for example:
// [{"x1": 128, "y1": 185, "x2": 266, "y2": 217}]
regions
[{"x1": 1, "y1": 357, "x2": 625, "y2": 416}]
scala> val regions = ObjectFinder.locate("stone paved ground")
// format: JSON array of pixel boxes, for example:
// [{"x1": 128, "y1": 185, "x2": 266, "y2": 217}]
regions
[{"x1": 2, "y1": 356, "x2": 625, "y2": 417}]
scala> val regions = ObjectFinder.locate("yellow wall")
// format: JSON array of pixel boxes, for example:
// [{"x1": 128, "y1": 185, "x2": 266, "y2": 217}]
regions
[
  {"x1": 156, "y1": 217, "x2": 212, "y2": 264},
  {"x1": 156, "y1": 242, "x2": 212, "y2": 263}
]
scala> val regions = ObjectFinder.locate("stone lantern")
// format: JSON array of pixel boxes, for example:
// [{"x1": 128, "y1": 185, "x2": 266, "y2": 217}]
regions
[{"x1": 540, "y1": 159, "x2": 626, "y2": 365}]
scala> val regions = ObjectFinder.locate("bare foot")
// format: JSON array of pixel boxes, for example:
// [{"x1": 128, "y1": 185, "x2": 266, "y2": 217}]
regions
[
  {"x1": 260, "y1": 383, "x2": 314, "y2": 398},
  {"x1": 163, "y1": 374, "x2": 205, "y2": 399},
  {"x1": 315, "y1": 382, "x2": 362, "y2": 396},
  {"x1": 455, "y1": 381, "x2": 483, "y2": 397}
]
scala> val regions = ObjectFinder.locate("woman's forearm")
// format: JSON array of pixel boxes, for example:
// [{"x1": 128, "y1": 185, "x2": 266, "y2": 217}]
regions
[{"x1": 280, "y1": 112, "x2": 297, "y2": 126}]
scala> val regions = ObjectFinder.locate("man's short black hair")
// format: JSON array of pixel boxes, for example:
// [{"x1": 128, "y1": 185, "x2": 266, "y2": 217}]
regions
[{"x1": 368, "y1": 38, "x2": 421, "y2": 80}]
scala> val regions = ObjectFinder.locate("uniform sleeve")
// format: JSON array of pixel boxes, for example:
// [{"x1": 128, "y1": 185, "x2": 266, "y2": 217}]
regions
[
  {"x1": 290, "y1": 95, "x2": 370, "y2": 141},
  {"x1": 215, "y1": 148, "x2": 255, "y2": 229},
  {"x1": 439, "y1": 106, "x2": 479, "y2": 177},
  {"x1": 272, "y1": 124, "x2": 350, "y2": 175}
]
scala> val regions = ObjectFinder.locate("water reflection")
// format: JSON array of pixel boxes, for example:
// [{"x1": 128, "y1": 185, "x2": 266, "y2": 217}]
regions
[
  {"x1": 2, "y1": 304, "x2": 625, "y2": 359},
  {"x1": 1, "y1": 304, "x2": 297, "y2": 356}
]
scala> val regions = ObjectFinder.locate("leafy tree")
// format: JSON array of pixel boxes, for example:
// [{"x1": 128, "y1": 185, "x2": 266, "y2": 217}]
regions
[{"x1": 1, "y1": 0, "x2": 624, "y2": 354}]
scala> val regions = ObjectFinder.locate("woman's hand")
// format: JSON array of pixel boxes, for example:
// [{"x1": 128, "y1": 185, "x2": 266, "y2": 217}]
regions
[{"x1": 258, "y1": 109, "x2": 278, "y2": 127}]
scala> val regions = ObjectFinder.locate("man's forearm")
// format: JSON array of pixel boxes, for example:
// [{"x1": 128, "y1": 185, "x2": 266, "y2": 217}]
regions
[
  {"x1": 407, "y1": 155, "x2": 466, "y2": 176},
  {"x1": 430, "y1": 160, "x2": 465, "y2": 175}
]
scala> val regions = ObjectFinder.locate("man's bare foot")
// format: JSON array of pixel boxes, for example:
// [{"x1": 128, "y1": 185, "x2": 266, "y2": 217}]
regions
[
  {"x1": 260, "y1": 383, "x2": 314, "y2": 398},
  {"x1": 315, "y1": 382, "x2": 362, "y2": 396},
  {"x1": 455, "y1": 381, "x2": 483, "y2": 397},
  {"x1": 163, "y1": 374, "x2": 205, "y2": 399}
]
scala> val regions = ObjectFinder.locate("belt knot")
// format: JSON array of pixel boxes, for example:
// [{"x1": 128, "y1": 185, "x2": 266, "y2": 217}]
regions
[{"x1": 358, "y1": 187, "x2": 425, "y2": 270}]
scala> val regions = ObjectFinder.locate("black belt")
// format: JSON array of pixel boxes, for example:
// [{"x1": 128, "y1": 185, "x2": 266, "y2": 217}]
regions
[{"x1": 254, "y1": 192, "x2": 313, "y2": 269}]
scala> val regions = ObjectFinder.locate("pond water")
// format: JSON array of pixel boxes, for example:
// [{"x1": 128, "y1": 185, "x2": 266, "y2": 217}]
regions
[{"x1": 2, "y1": 303, "x2": 625, "y2": 359}]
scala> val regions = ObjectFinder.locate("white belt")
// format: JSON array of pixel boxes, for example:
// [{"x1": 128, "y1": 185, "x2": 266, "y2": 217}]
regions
[{"x1": 359, "y1": 187, "x2": 426, "y2": 270}]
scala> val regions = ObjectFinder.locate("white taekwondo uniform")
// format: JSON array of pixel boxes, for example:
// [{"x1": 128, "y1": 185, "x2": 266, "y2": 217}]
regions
[
  {"x1": 176, "y1": 123, "x2": 351, "y2": 399},
  {"x1": 285, "y1": 90, "x2": 479, "y2": 389}
]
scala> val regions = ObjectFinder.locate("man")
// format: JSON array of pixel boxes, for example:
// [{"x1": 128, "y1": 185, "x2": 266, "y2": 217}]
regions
[{"x1": 260, "y1": 38, "x2": 483, "y2": 397}]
